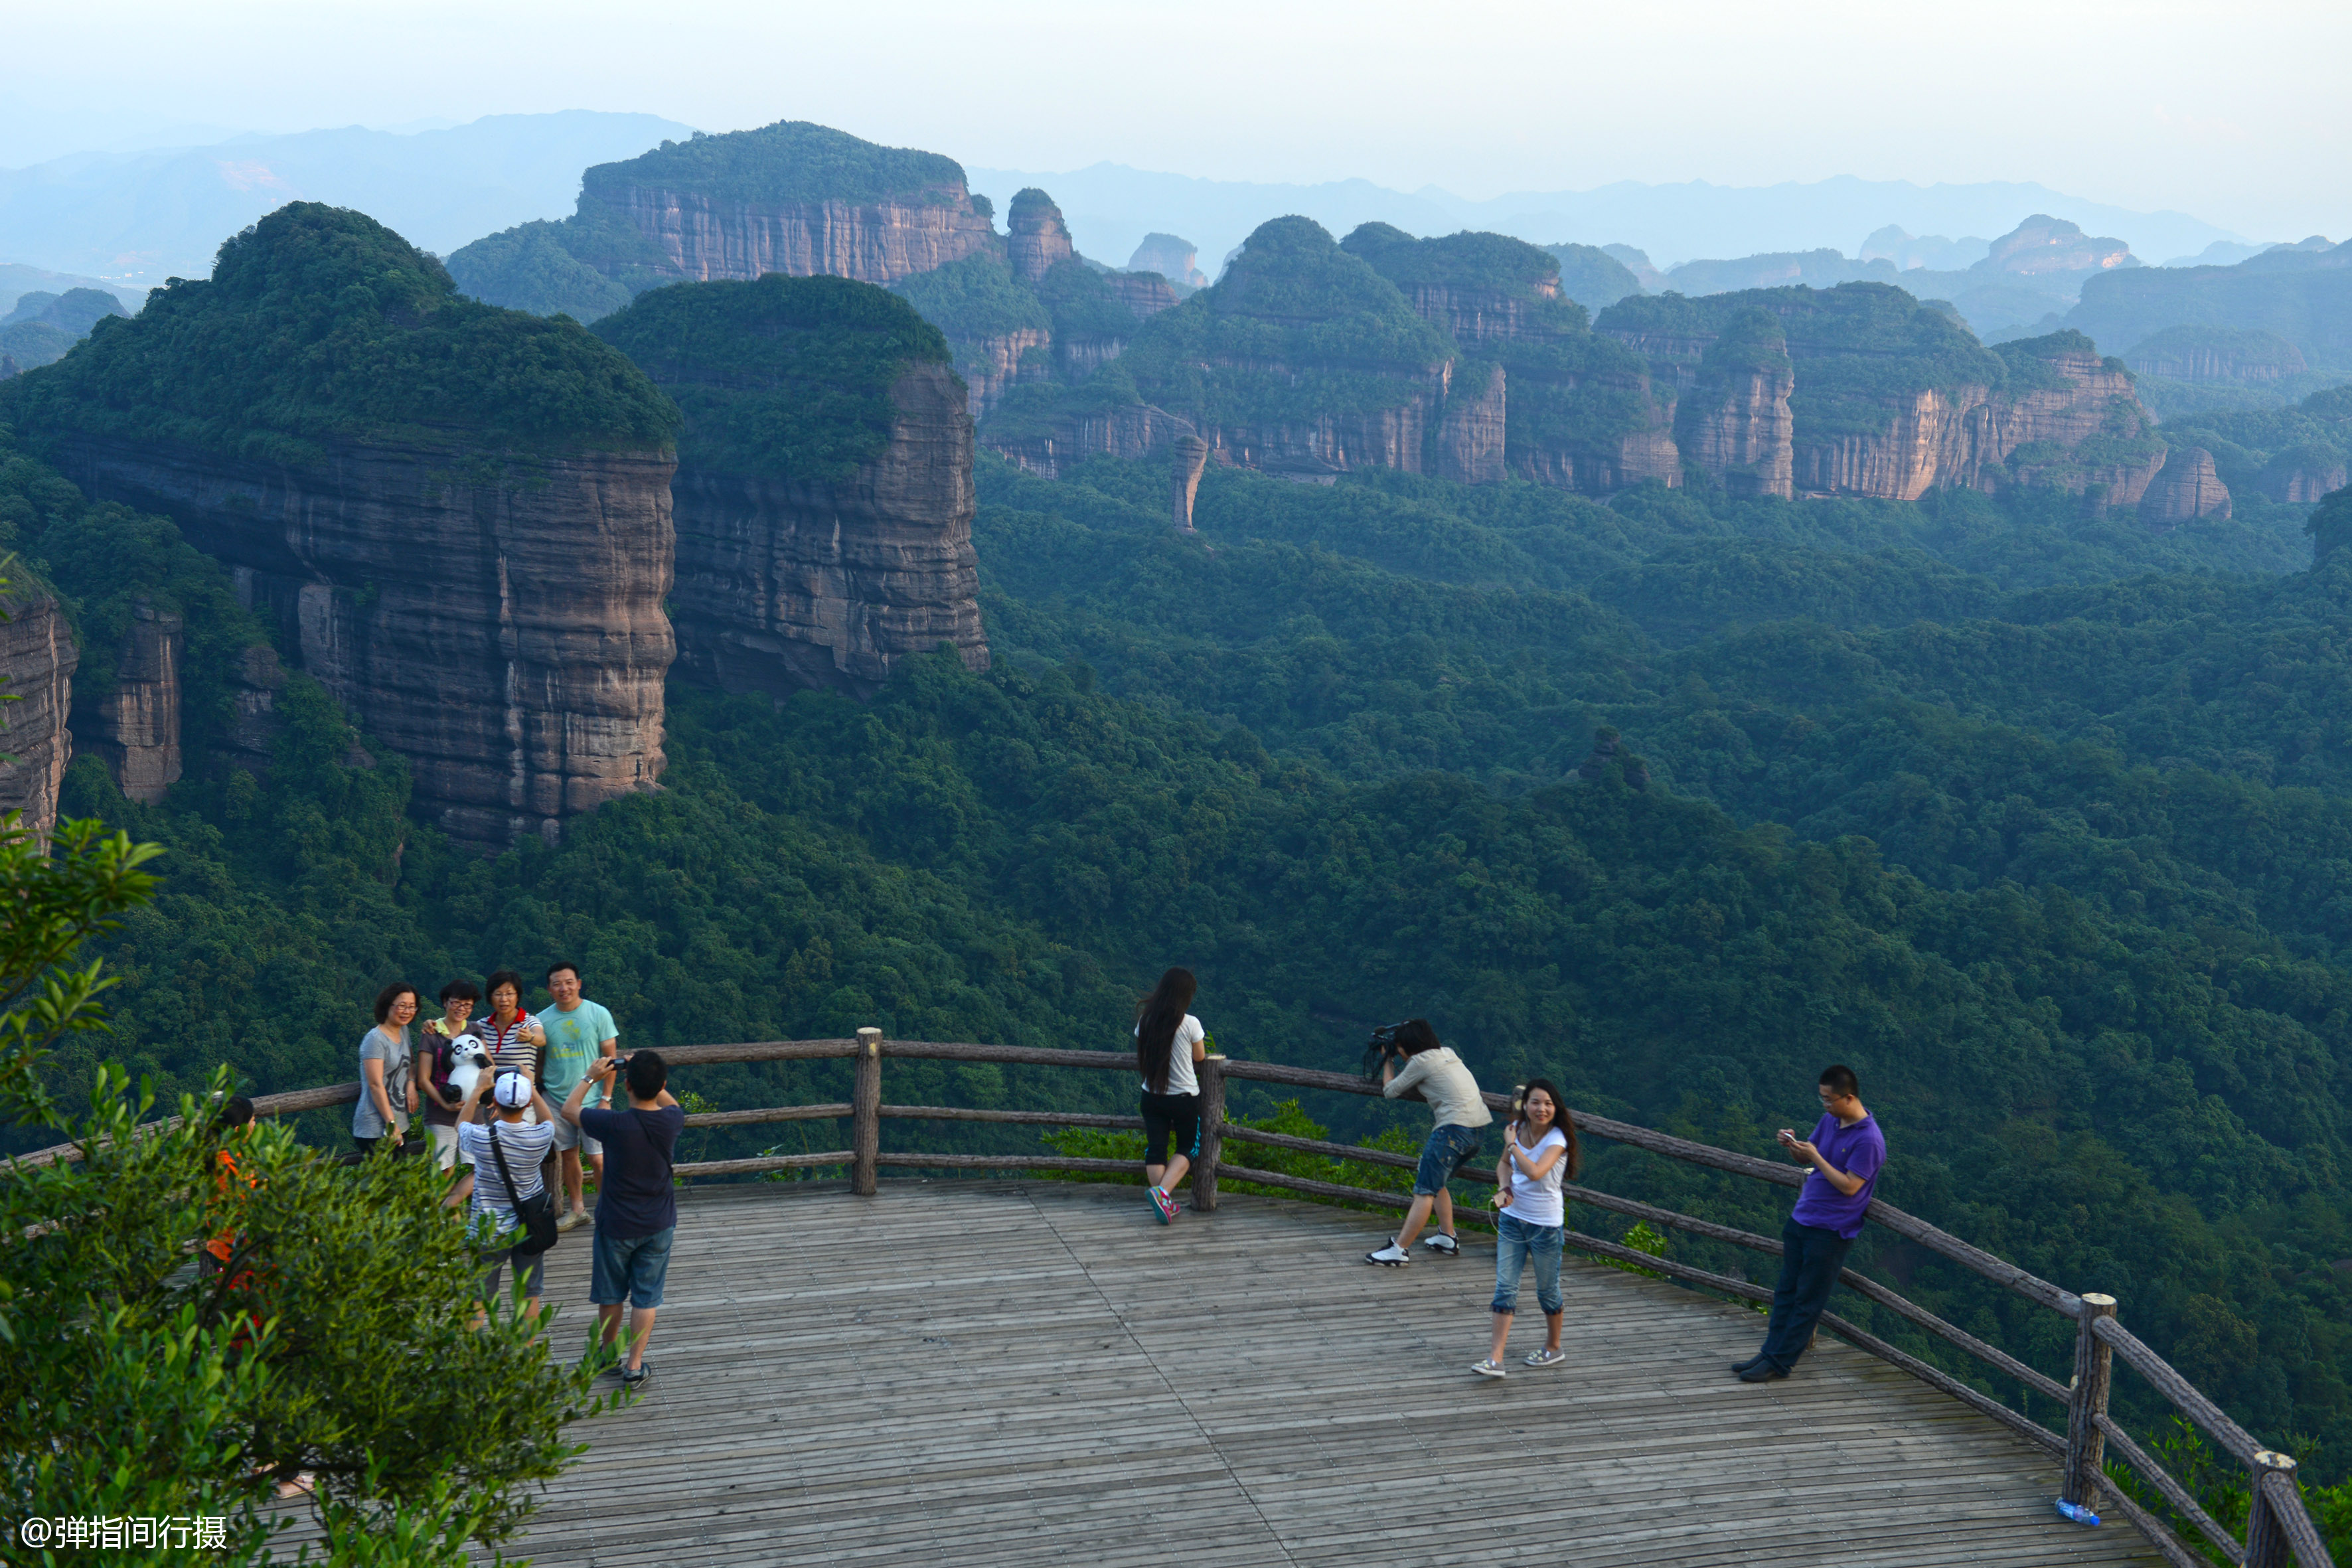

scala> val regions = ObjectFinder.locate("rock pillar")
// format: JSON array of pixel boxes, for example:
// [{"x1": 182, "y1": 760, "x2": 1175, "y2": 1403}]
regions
[
  {"x1": 88, "y1": 599, "x2": 183, "y2": 805},
  {"x1": 0, "y1": 587, "x2": 78, "y2": 832},
  {"x1": 2140, "y1": 447, "x2": 2233, "y2": 526}
]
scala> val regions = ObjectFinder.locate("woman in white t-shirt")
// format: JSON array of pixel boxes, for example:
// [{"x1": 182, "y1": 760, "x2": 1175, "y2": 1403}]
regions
[
  {"x1": 1472, "y1": 1078, "x2": 1579, "y2": 1377},
  {"x1": 1133, "y1": 967, "x2": 1207, "y2": 1226}
]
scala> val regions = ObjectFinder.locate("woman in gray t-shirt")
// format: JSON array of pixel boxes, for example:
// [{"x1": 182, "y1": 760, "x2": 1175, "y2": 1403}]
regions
[{"x1": 353, "y1": 982, "x2": 420, "y2": 1154}]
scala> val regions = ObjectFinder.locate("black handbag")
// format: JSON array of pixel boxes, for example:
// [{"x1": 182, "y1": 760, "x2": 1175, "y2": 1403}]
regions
[{"x1": 485, "y1": 1121, "x2": 560, "y2": 1258}]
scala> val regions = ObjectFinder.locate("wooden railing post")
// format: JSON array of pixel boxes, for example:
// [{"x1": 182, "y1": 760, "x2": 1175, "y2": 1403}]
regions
[
  {"x1": 2063, "y1": 1292, "x2": 2118, "y2": 1508},
  {"x1": 852, "y1": 1027, "x2": 882, "y2": 1196},
  {"x1": 1191, "y1": 1054, "x2": 1225, "y2": 1213},
  {"x1": 2244, "y1": 1449, "x2": 2296, "y2": 1568}
]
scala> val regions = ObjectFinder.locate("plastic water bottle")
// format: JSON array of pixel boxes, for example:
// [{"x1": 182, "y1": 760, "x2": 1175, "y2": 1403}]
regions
[{"x1": 2055, "y1": 1500, "x2": 2101, "y2": 1527}]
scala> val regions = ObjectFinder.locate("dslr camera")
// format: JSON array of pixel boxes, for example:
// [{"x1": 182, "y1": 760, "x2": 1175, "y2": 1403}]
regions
[{"x1": 1360, "y1": 1022, "x2": 1413, "y2": 1084}]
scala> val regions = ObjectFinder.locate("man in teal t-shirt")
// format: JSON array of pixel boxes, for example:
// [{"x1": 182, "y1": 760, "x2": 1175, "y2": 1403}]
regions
[{"x1": 540, "y1": 961, "x2": 619, "y2": 1230}]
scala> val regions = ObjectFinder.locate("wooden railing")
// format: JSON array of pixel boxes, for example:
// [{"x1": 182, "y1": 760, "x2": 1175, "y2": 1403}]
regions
[{"x1": 13, "y1": 1031, "x2": 2334, "y2": 1567}]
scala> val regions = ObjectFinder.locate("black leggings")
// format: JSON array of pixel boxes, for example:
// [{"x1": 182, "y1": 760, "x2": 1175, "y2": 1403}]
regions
[{"x1": 1140, "y1": 1091, "x2": 1201, "y2": 1167}]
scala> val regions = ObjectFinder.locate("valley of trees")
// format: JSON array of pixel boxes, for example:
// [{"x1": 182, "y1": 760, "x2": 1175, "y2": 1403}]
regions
[{"x1": 9, "y1": 382, "x2": 2352, "y2": 1498}]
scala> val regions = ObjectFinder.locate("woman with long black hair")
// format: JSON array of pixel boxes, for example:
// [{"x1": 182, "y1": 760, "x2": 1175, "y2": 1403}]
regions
[
  {"x1": 1134, "y1": 967, "x2": 1207, "y2": 1225},
  {"x1": 1472, "y1": 1077, "x2": 1579, "y2": 1377}
]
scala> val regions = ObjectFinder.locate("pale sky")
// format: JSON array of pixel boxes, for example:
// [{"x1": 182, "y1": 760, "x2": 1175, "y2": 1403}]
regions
[{"x1": 8, "y1": 0, "x2": 2345, "y2": 240}]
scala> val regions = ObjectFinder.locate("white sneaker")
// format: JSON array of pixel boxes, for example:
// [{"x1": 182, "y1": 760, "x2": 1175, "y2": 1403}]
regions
[
  {"x1": 1364, "y1": 1241, "x2": 1411, "y2": 1266},
  {"x1": 1422, "y1": 1233, "x2": 1460, "y2": 1256}
]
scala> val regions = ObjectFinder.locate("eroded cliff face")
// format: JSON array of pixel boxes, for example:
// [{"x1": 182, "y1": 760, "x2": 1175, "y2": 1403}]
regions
[
  {"x1": 79, "y1": 599, "x2": 183, "y2": 805},
  {"x1": 986, "y1": 402, "x2": 1198, "y2": 481},
  {"x1": 671, "y1": 362, "x2": 987, "y2": 698},
  {"x1": 956, "y1": 328, "x2": 1052, "y2": 418},
  {"x1": 1434, "y1": 362, "x2": 1507, "y2": 485},
  {"x1": 1006, "y1": 190, "x2": 1077, "y2": 285},
  {"x1": 2140, "y1": 447, "x2": 2233, "y2": 526},
  {"x1": 1406, "y1": 278, "x2": 1569, "y2": 347},
  {"x1": 590, "y1": 182, "x2": 996, "y2": 288},
  {"x1": 50, "y1": 436, "x2": 674, "y2": 844},
  {"x1": 1198, "y1": 381, "x2": 1447, "y2": 480},
  {"x1": 1680, "y1": 364, "x2": 1794, "y2": 498},
  {"x1": 0, "y1": 586, "x2": 77, "y2": 833}
]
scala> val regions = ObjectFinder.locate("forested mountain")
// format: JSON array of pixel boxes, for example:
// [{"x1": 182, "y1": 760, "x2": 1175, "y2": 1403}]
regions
[{"x1": 7, "y1": 350, "x2": 2351, "y2": 1474}]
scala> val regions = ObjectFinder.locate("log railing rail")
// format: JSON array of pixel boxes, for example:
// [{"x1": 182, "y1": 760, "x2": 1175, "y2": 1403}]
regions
[{"x1": 8, "y1": 1032, "x2": 2333, "y2": 1566}]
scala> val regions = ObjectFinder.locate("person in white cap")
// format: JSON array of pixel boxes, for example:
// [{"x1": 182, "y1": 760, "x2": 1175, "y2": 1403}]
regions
[{"x1": 455, "y1": 1066, "x2": 556, "y2": 1321}]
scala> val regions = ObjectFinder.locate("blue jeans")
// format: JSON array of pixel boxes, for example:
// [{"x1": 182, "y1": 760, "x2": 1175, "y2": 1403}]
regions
[
  {"x1": 1758, "y1": 1217, "x2": 1853, "y2": 1372},
  {"x1": 1414, "y1": 1122, "x2": 1484, "y2": 1196},
  {"x1": 1491, "y1": 1213, "x2": 1564, "y2": 1316},
  {"x1": 591, "y1": 1225, "x2": 676, "y2": 1310}
]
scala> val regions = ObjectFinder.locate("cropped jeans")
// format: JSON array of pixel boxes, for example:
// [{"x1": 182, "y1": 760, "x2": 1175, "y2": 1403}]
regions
[{"x1": 1491, "y1": 1212, "x2": 1564, "y2": 1316}]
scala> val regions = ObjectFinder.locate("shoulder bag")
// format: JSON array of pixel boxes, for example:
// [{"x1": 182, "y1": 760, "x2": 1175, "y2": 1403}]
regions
[{"x1": 485, "y1": 1122, "x2": 560, "y2": 1258}]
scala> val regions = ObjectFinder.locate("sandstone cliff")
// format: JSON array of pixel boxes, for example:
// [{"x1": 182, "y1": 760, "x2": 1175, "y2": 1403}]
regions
[
  {"x1": 1127, "y1": 234, "x2": 1209, "y2": 292},
  {"x1": 1674, "y1": 310, "x2": 1794, "y2": 498},
  {"x1": 451, "y1": 121, "x2": 1000, "y2": 313},
  {"x1": 594, "y1": 275, "x2": 987, "y2": 699},
  {"x1": 11, "y1": 204, "x2": 682, "y2": 846},
  {"x1": 0, "y1": 584, "x2": 77, "y2": 833},
  {"x1": 1433, "y1": 361, "x2": 1506, "y2": 485},
  {"x1": 51, "y1": 435, "x2": 676, "y2": 842},
  {"x1": 2140, "y1": 447, "x2": 2233, "y2": 525},
  {"x1": 78, "y1": 598, "x2": 183, "y2": 804},
  {"x1": 986, "y1": 398, "x2": 1199, "y2": 481},
  {"x1": 1006, "y1": 190, "x2": 1077, "y2": 284}
]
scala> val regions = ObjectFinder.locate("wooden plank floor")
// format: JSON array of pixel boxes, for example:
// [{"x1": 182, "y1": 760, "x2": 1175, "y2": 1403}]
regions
[{"x1": 469, "y1": 1180, "x2": 2161, "y2": 1566}]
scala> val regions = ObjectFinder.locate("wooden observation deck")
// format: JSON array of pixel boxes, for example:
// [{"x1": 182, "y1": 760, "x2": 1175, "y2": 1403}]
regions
[{"x1": 522, "y1": 1179, "x2": 2153, "y2": 1568}]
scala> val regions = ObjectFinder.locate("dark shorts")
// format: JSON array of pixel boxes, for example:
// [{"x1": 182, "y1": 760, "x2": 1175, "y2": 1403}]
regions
[
  {"x1": 592, "y1": 1225, "x2": 676, "y2": 1310},
  {"x1": 481, "y1": 1239, "x2": 546, "y2": 1303},
  {"x1": 1414, "y1": 1122, "x2": 1485, "y2": 1196},
  {"x1": 1140, "y1": 1090, "x2": 1202, "y2": 1167}
]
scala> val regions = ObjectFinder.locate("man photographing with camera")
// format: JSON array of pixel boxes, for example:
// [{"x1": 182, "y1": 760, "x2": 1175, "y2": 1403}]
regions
[
  {"x1": 1364, "y1": 1020, "x2": 1491, "y2": 1266},
  {"x1": 1735, "y1": 1063, "x2": 1886, "y2": 1383},
  {"x1": 562, "y1": 1049, "x2": 682, "y2": 1393}
]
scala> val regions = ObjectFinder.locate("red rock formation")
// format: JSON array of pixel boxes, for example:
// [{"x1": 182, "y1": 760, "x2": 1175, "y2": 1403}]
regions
[
  {"x1": 987, "y1": 403, "x2": 1199, "y2": 481},
  {"x1": 1170, "y1": 434, "x2": 1209, "y2": 533},
  {"x1": 1127, "y1": 234, "x2": 1209, "y2": 291},
  {"x1": 2266, "y1": 456, "x2": 2349, "y2": 503},
  {"x1": 1105, "y1": 274, "x2": 1179, "y2": 319},
  {"x1": 955, "y1": 328, "x2": 1053, "y2": 418},
  {"x1": 671, "y1": 363, "x2": 986, "y2": 698},
  {"x1": 1404, "y1": 277, "x2": 1569, "y2": 347},
  {"x1": 589, "y1": 181, "x2": 995, "y2": 288},
  {"x1": 2140, "y1": 447, "x2": 2233, "y2": 526},
  {"x1": 80, "y1": 599, "x2": 183, "y2": 804},
  {"x1": 1434, "y1": 362, "x2": 1507, "y2": 485},
  {"x1": 1984, "y1": 215, "x2": 2134, "y2": 277},
  {"x1": 0, "y1": 585, "x2": 77, "y2": 833},
  {"x1": 50, "y1": 436, "x2": 675, "y2": 844},
  {"x1": 1006, "y1": 190, "x2": 1077, "y2": 285},
  {"x1": 1674, "y1": 313, "x2": 1794, "y2": 498}
]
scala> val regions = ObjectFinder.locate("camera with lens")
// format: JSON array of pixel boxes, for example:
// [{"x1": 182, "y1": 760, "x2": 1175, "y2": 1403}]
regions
[{"x1": 1360, "y1": 1022, "x2": 1412, "y2": 1083}]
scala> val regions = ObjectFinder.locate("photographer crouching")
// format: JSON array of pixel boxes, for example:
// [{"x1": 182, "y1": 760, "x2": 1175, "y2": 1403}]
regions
[{"x1": 1363, "y1": 1020, "x2": 1491, "y2": 1266}]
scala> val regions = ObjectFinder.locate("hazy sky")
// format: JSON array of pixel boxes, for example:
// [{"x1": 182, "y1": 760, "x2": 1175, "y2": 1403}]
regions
[{"x1": 9, "y1": 0, "x2": 2344, "y2": 240}]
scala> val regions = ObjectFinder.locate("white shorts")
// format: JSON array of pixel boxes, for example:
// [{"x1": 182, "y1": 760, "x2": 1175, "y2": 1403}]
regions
[{"x1": 430, "y1": 1123, "x2": 468, "y2": 1171}]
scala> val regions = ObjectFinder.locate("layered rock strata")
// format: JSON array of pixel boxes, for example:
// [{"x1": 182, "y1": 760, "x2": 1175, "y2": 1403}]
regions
[
  {"x1": 80, "y1": 599, "x2": 183, "y2": 804},
  {"x1": 1674, "y1": 312, "x2": 1794, "y2": 498},
  {"x1": 51, "y1": 437, "x2": 675, "y2": 844},
  {"x1": 1434, "y1": 362, "x2": 1507, "y2": 485},
  {"x1": 989, "y1": 402, "x2": 1200, "y2": 482},
  {"x1": 1006, "y1": 190, "x2": 1077, "y2": 284},
  {"x1": 2140, "y1": 447, "x2": 2233, "y2": 525},
  {"x1": 955, "y1": 328, "x2": 1053, "y2": 418},
  {"x1": 2267, "y1": 457, "x2": 2349, "y2": 504},
  {"x1": 0, "y1": 586, "x2": 77, "y2": 832},
  {"x1": 594, "y1": 185, "x2": 995, "y2": 287},
  {"x1": 668, "y1": 362, "x2": 987, "y2": 697}
]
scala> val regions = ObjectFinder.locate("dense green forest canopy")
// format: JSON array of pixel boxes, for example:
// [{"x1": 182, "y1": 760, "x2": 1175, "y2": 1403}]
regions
[
  {"x1": 593, "y1": 274, "x2": 947, "y2": 482},
  {"x1": 9, "y1": 370, "x2": 2352, "y2": 1484},
  {"x1": 2161, "y1": 385, "x2": 2352, "y2": 499},
  {"x1": 3, "y1": 203, "x2": 678, "y2": 465},
  {"x1": 579, "y1": 120, "x2": 972, "y2": 208},
  {"x1": 892, "y1": 253, "x2": 1052, "y2": 342},
  {"x1": 441, "y1": 218, "x2": 636, "y2": 323}
]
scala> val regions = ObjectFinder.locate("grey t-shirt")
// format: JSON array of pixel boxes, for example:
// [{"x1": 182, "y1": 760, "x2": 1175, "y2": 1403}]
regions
[
  {"x1": 1384, "y1": 1046, "x2": 1494, "y2": 1131},
  {"x1": 352, "y1": 1024, "x2": 413, "y2": 1138}
]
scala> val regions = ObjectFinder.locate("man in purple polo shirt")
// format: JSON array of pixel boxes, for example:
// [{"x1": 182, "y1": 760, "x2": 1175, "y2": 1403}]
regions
[{"x1": 1736, "y1": 1063, "x2": 1886, "y2": 1383}]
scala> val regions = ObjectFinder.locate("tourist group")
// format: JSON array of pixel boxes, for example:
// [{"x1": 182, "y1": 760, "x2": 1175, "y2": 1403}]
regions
[{"x1": 1130, "y1": 967, "x2": 1887, "y2": 1381}]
